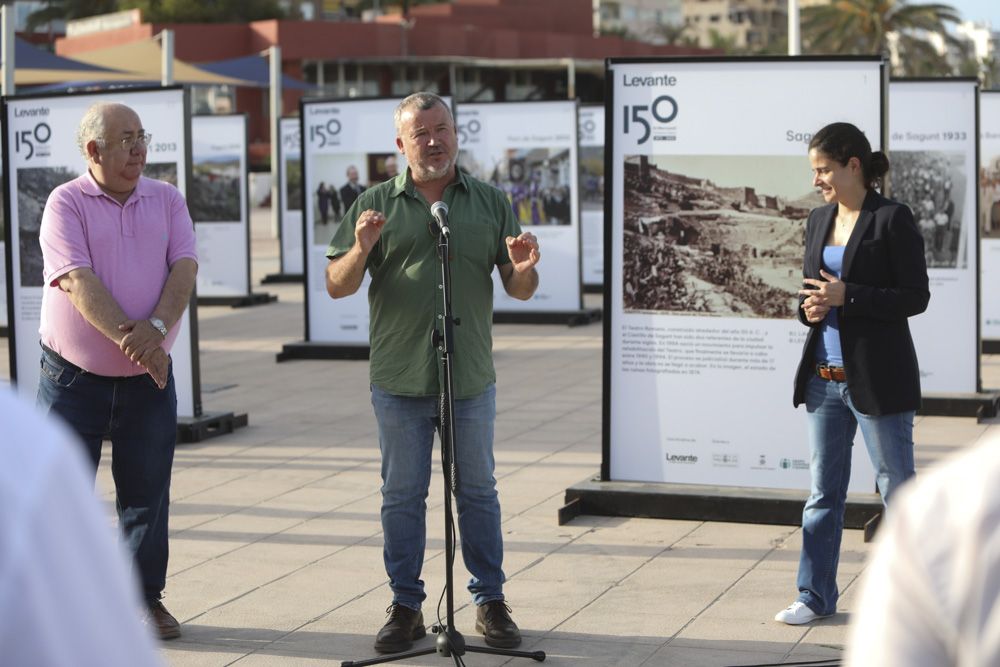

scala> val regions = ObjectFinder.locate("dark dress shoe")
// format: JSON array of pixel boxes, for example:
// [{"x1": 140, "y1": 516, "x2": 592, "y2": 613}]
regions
[
  {"x1": 374, "y1": 603, "x2": 425, "y2": 653},
  {"x1": 475, "y1": 600, "x2": 521, "y2": 648},
  {"x1": 145, "y1": 599, "x2": 181, "y2": 640}
]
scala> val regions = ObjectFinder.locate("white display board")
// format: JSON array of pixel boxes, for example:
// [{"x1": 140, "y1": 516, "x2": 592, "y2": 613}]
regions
[
  {"x1": 279, "y1": 117, "x2": 304, "y2": 276},
  {"x1": 606, "y1": 58, "x2": 883, "y2": 492},
  {"x1": 889, "y1": 80, "x2": 978, "y2": 393},
  {"x1": 457, "y1": 101, "x2": 583, "y2": 313},
  {"x1": 302, "y1": 97, "x2": 420, "y2": 346},
  {"x1": 981, "y1": 91, "x2": 1000, "y2": 343},
  {"x1": 579, "y1": 105, "x2": 606, "y2": 288},
  {"x1": 191, "y1": 114, "x2": 250, "y2": 299},
  {"x1": 3, "y1": 88, "x2": 197, "y2": 417}
]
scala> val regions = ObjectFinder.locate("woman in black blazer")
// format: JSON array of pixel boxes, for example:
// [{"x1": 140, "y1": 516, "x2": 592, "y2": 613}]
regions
[{"x1": 775, "y1": 122, "x2": 930, "y2": 626}]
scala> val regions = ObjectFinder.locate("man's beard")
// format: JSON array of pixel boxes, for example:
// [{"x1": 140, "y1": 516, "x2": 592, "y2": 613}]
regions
[{"x1": 412, "y1": 154, "x2": 455, "y2": 182}]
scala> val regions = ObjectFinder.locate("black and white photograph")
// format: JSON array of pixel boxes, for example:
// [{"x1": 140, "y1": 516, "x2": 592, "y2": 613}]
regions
[
  {"x1": 286, "y1": 157, "x2": 302, "y2": 211},
  {"x1": 17, "y1": 166, "x2": 77, "y2": 287},
  {"x1": 981, "y1": 154, "x2": 1000, "y2": 239},
  {"x1": 190, "y1": 153, "x2": 241, "y2": 223},
  {"x1": 461, "y1": 147, "x2": 573, "y2": 226},
  {"x1": 144, "y1": 162, "x2": 178, "y2": 187},
  {"x1": 310, "y1": 153, "x2": 367, "y2": 245},
  {"x1": 623, "y1": 154, "x2": 819, "y2": 319},
  {"x1": 890, "y1": 150, "x2": 967, "y2": 268}
]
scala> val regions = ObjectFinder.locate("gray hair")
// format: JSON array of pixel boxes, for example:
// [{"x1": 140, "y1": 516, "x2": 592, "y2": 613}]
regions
[
  {"x1": 393, "y1": 92, "x2": 451, "y2": 134},
  {"x1": 76, "y1": 102, "x2": 135, "y2": 159},
  {"x1": 76, "y1": 103, "x2": 109, "y2": 158}
]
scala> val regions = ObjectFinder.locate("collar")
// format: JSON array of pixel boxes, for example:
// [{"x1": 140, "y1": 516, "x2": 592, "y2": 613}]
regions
[
  {"x1": 80, "y1": 170, "x2": 151, "y2": 204},
  {"x1": 390, "y1": 166, "x2": 470, "y2": 199}
]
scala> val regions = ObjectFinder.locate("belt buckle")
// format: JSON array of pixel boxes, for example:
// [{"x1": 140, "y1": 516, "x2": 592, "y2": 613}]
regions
[{"x1": 816, "y1": 364, "x2": 836, "y2": 381}]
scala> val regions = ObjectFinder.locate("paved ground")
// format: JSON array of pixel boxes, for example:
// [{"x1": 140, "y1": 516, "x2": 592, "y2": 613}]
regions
[{"x1": 2, "y1": 207, "x2": 997, "y2": 666}]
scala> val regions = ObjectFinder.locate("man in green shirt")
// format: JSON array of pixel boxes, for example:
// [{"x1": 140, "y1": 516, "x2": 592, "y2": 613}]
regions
[{"x1": 325, "y1": 92, "x2": 540, "y2": 654}]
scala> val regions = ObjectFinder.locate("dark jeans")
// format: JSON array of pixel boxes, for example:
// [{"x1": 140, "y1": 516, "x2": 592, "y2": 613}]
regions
[{"x1": 36, "y1": 346, "x2": 177, "y2": 601}]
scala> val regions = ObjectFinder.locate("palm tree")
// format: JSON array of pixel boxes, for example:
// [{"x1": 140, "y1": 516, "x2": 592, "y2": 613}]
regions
[{"x1": 801, "y1": 0, "x2": 962, "y2": 75}]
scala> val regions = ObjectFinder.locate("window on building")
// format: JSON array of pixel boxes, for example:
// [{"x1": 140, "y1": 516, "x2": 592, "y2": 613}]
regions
[
  {"x1": 390, "y1": 64, "x2": 445, "y2": 96},
  {"x1": 456, "y1": 67, "x2": 496, "y2": 102}
]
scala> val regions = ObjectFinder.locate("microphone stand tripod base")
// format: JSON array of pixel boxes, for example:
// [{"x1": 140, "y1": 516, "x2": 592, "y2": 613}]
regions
[{"x1": 435, "y1": 626, "x2": 465, "y2": 657}]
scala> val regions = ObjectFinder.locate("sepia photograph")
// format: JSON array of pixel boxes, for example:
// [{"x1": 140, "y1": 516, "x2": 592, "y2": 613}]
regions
[
  {"x1": 309, "y1": 153, "x2": 368, "y2": 246},
  {"x1": 623, "y1": 154, "x2": 820, "y2": 319},
  {"x1": 890, "y1": 150, "x2": 967, "y2": 268},
  {"x1": 18, "y1": 166, "x2": 77, "y2": 287},
  {"x1": 981, "y1": 153, "x2": 1000, "y2": 240},
  {"x1": 580, "y1": 145, "x2": 605, "y2": 212},
  {"x1": 286, "y1": 157, "x2": 302, "y2": 211},
  {"x1": 190, "y1": 153, "x2": 241, "y2": 223},
  {"x1": 144, "y1": 162, "x2": 178, "y2": 187},
  {"x1": 460, "y1": 147, "x2": 573, "y2": 226}
]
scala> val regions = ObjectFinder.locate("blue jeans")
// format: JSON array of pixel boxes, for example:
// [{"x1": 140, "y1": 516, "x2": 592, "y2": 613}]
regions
[
  {"x1": 36, "y1": 346, "x2": 177, "y2": 601},
  {"x1": 797, "y1": 374, "x2": 915, "y2": 615},
  {"x1": 371, "y1": 383, "x2": 505, "y2": 609}
]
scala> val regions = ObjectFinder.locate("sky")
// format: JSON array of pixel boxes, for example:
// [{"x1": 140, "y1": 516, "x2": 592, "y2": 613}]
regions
[{"x1": 947, "y1": 0, "x2": 999, "y2": 28}]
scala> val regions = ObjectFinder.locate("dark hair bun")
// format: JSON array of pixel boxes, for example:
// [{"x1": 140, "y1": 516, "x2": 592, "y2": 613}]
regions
[{"x1": 868, "y1": 151, "x2": 889, "y2": 181}]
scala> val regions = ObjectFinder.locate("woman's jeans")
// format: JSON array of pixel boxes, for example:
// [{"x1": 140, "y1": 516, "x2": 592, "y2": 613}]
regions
[
  {"x1": 371, "y1": 384, "x2": 505, "y2": 610},
  {"x1": 797, "y1": 374, "x2": 915, "y2": 615},
  {"x1": 35, "y1": 346, "x2": 177, "y2": 601}
]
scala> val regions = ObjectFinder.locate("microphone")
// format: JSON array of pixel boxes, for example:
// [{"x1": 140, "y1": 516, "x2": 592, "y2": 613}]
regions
[{"x1": 431, "y1": 200, "x2": 450, "y2": 237}]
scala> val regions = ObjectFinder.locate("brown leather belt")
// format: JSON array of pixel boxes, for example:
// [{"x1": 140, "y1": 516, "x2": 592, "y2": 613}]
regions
[{"x1": 816, "y1": 364, "x2": 846, "y2": 382}]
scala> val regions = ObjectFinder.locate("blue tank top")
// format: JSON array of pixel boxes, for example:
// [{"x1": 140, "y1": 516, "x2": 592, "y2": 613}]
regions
[{"x1": 814, "y1": 246, "x2": 845, "y2": 366}]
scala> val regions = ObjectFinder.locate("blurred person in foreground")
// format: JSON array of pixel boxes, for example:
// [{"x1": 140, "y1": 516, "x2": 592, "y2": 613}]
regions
[
  {"x1": 325, "y1": 92, "x2": 540, "y2": 654},
  {"x1": 0, "y1": 387, "x2": 163, "y2": 666},
  {"x1": 845, "y1": 430, "x2": 1000, "y2": 666},
  {"x1": 776, "y1": 122, "x2": 929, "y2": 625},
  {"x1": 35, "y1": 102, "x2": 198, "y2": 639}
]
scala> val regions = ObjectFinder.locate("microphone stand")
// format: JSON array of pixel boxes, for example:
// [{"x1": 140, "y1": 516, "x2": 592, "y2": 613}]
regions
[{"x1": 342, "y1": 218, "x2": 545, "y2": 667}]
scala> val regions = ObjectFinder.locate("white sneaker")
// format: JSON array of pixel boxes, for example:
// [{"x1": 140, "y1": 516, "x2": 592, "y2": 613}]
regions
[{"x1": 774, "y1": 601, "x2": 831, "y2": 625}]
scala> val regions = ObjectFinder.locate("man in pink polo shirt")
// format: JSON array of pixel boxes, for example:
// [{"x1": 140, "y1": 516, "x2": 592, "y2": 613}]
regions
[{"x1": 35, "y1": 102, "x2": 198, "y2": 640}]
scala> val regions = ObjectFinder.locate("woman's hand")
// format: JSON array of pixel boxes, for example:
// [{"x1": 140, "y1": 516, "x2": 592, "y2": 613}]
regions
[
  {"x1": 802, "y1": 300, "x2": 831, "y2": 323},
  {"x1": 799, "y1": 269, "x2": 846, "y2": 308}
]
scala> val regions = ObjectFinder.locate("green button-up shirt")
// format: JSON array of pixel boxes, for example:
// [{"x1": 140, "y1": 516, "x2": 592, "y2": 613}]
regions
[{"x1": 327, "y1": 168, "x2": 521, "y2": 398}]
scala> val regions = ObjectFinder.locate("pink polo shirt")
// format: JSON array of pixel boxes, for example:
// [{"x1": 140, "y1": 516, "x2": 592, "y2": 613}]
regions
[{"x1": 39, "y1": 172, "x2": 198, "y2": 377}]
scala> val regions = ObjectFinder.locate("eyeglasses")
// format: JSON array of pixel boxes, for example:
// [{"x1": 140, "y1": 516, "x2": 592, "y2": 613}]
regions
[{"x1": 109, "y1": 133, "x2": 152, "y2": 151}]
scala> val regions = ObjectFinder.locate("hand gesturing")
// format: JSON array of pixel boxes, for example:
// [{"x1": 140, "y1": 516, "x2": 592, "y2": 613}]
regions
[{"x1": 505, "y1": 232, "x2": 540, "y2": 273}]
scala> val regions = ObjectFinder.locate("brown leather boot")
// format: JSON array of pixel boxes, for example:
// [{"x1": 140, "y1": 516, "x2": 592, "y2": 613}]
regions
[{"x1": 144, "y1": 598, "x2": 181, "y2": 640}]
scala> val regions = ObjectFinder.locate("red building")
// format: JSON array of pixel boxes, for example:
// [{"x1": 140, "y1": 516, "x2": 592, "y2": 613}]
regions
[{"x1": 56, "y1": 0, "x2": 711, "y2": 166}]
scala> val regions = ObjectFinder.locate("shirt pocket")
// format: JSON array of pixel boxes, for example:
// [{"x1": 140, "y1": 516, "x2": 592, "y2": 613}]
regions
[{"x1": 453, "y1": 216, "x2": 501, "y2": 270}]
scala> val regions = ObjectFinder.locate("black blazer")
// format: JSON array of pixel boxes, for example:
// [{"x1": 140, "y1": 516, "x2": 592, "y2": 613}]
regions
[{"x1": 793, "y1": 190, "x2": 930, "y2": 416}]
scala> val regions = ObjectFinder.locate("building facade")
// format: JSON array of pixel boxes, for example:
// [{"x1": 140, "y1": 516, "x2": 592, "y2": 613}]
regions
[
  {"x1": 54, "y1": 0, "x2": 712, "y2": 166},
  {"x1": 682, "y1": 0, "x2": 786, "y2": 50}
]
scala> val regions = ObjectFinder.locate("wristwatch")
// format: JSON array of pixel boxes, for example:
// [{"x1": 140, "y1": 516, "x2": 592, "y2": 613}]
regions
[{"x1": 149, "y1": 317, "x2": 168, "y2": 338}]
